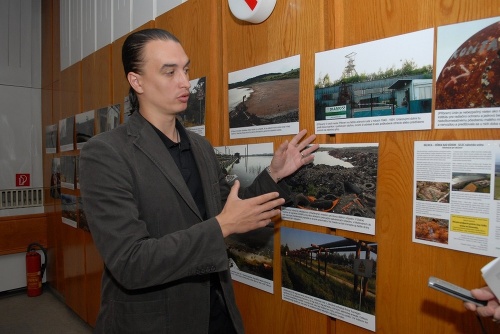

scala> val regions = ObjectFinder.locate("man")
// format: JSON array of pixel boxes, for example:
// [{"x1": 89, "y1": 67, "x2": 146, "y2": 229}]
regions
[{"x1": 79, "y1": 28, "x2": 318, "y2": 333}]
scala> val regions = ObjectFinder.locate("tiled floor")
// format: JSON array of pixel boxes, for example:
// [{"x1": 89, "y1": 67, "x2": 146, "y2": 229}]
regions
[{"x1": 0, "y1": 287, "x2": 93, "y2": 334}]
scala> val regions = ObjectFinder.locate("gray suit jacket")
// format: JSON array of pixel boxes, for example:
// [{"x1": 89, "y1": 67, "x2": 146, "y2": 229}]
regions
[{"x1": 79, "y1": 112, "x2": 290, "y2": 333}]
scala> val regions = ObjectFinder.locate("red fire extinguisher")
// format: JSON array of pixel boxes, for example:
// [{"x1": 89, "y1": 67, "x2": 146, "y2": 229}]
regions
[{"x1": 26, "y1": 243, "x2": 47, "y2": 297}]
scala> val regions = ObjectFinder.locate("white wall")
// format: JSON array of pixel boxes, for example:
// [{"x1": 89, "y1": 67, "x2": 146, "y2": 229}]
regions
[
  {"x1": 61, "y1": 0, "x2": 187, "y2": 70},
  {"x1": 0, "y1": 0, "x2": 42, "y2": 214},
  {"x1": 0, "y1": 0, "x2": 43, "y2": 292}
]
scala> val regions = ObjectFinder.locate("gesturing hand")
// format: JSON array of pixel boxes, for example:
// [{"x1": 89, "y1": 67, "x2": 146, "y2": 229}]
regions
[
  {"x1": 216, "y1": 180, "x2": 285, "y2": 237},
  {"x1": 268, "y1": 129, "x2": 319, "y2": 182}
]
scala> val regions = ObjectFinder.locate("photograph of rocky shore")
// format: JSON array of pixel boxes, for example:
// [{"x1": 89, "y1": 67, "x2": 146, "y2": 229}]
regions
[{"x1": 228, "y1": 55, "x2": 300, "y2": 138}]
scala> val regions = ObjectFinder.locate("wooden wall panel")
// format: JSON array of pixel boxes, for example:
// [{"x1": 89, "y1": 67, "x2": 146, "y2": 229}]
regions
[
  {"x1": 81, "y1": 46, "x2": 112, "y2": 112},
  {"x1": 155, "y1": 0, "x2": 224, "y2": 144},
  {"x1": 84, "y1": 233, "x2": 102, "y2": 327},
  {"x1": 61, "y1": 223, "x2": 87, "y2": 322},
  {"x1": 45, "y1": 74, "x2": 64, "y2": 292},
  {"x1": 0, "y1": 214, "x2": 47, "y2": 255},
  {"x1": 46, "y1": 210, "x2": 64, "y2": 293},
  {"x1": 58, "y1": 53, "x2": 86, "y2": 320},
  {"x1": 59, "y1": 63, "x2": 82, "y2": 119},
  {"x1": 111, "y1": 22, "x2": 154, "y2": 121},
  {"x1": 80, "y1": 40, "x2": 114, "y2": 327}
]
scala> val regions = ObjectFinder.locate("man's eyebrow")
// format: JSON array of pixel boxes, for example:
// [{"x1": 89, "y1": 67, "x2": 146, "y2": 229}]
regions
[
  {"x1": 160, "y1": 63, "x2": 177, "y2": 70},
  {"x1": 160, "y1": 60, "x2": 190, "y2": 71}
]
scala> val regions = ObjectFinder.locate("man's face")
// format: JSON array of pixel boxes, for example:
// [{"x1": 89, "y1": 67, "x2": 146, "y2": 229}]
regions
[{"x1": 135, "y1": 39, "x2": 191, "y2": 116}]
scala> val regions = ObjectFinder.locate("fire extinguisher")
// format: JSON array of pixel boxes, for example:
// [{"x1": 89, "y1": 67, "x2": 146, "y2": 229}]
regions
[{"x1": 26, "y1": 243, "x2": 47, "y2": 297}]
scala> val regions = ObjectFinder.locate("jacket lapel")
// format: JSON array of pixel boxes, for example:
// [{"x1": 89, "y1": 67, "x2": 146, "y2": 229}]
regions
[
  {"x1": 127, "y1": 113, "x2": 203, "y2": 220},
  {"x1": 188, "y1": 133, "x2": 221, "y2": 218}
]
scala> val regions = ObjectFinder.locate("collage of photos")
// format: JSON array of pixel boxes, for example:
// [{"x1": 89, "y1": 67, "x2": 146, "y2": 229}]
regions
[
  {"x1": 413, "y1": 140, "x2": 500, "y2": 257},
  {"x1": 281, "y1": 227, "x2": 377, "y2": 331}
]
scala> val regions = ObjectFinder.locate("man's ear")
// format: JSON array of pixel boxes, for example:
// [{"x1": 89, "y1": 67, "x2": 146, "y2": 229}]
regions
[{"x1": 127, "y1": 72, "x2": 143, "y2": 94}]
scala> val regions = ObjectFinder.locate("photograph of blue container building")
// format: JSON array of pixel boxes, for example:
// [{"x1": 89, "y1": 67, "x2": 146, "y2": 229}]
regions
[{"x1": 315, "y1": 28, "x2": 434, "y2": 134}]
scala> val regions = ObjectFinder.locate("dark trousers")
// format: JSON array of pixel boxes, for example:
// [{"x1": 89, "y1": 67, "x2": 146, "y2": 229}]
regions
[{"x1": 209, "y1": 280, "x2": 237, "y2": 334}]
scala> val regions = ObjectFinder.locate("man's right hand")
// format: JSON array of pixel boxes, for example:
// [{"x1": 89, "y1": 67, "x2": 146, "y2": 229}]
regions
[{"x1": 216, "y1": 180, "x2": 285, "y2": 237}]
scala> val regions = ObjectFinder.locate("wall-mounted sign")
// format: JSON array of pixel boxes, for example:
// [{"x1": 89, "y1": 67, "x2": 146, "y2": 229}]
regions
[
  {"x1": 16, "y1": 173, "x2": 30, "y2": 187},
  {"x1": 228, "y1": 0, "x2": 276, "y2": 24}
]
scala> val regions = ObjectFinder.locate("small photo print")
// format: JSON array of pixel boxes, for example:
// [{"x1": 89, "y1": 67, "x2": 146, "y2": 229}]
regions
[
  {"x1": 416, "y1": 181, "x2": 450, "y2": 203},
  {"x1": 415, "y1": 216, "x2": 449, "y2": 244},
  {"x1": 451, "y1": 173, "x2": 491, "y2": 193}
]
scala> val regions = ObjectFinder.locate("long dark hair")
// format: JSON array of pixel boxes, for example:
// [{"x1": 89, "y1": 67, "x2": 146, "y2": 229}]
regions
[{"x1": 122, "y1": 29, "x2": 181, "y2": 114}]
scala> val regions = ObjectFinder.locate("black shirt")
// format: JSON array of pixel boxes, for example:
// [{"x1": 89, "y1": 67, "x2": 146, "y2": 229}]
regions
[{"x1": 151, "y1": 121, "x2": 207, "y2": 220}]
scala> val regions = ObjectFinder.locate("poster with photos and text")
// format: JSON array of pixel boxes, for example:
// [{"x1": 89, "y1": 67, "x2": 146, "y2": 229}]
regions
[{"x1": 413, "y1": 140, "x2": 500, "y2": 257}]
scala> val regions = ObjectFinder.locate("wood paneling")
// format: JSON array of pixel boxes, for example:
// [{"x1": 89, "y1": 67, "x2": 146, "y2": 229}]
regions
[
  {"x1": 155, "y1": 0, "x2": 224, "y2": 144},
  {"x1": 84, "y1": 232, "x2": 103, "y2": 327},
  {"x1": 0, "y1": 214, "x2": 47, "y2": 255},
  {"x1": 81, "y1": 46, "x2": 112, "y2": 112},
  {"x1": 111, "y1": 22, "x2": 155, "y2": 122},
  {"x1": 80, "y1": 35, "x2": 114, "y2": 327},
  {"x1": 61, "y1": 223, "x2": 87, "y2": 322}
]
